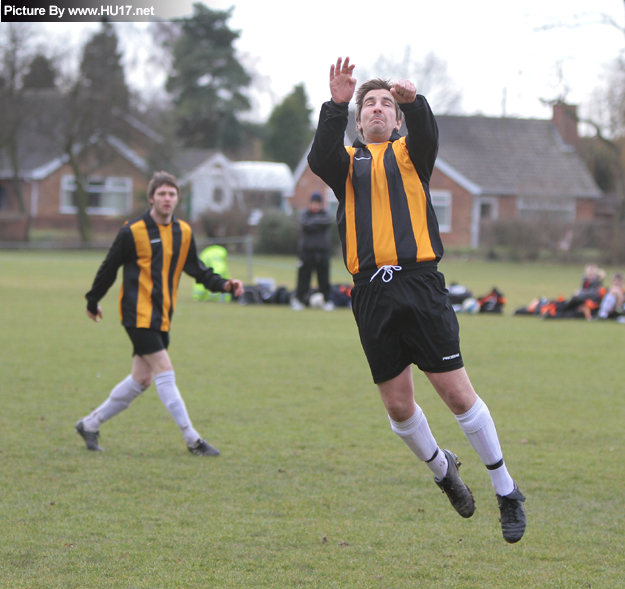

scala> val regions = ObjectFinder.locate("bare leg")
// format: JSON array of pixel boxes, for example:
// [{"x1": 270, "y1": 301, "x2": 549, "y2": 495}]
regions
[
  {"x1": 424, "y1": 367, "x2": 477, "y2": 415},
  {"x1": 377, "y1": 365, "x2": 417, "y2": 422}
]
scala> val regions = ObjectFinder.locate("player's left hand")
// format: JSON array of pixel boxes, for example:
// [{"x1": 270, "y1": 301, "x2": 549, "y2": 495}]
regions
[
  {"x1": 391, "y1": 79, "x2": 417, "y2": 104},
  {"x1": 227, "y1": 279, "x2": 244, "y2": 298}
]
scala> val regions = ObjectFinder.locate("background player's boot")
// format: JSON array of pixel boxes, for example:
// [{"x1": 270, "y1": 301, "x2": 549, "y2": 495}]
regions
[
  {"x1": 434, "y1": 449, "x2": 475, "y2": 518},
  {"x1": 75, "y1": 420, "x2": 103, "y2": 451},
  {"x1": 187, "y1": 438, "x2": 220, "y2": 456},
  {"x1": 497, "y1": 483, "x2": 526, "y2": 543}
]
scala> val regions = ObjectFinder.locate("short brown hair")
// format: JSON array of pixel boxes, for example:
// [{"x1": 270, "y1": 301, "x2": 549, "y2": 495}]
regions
[
  {"x1": 147, "y1": 171, "x2": 179, "y2": 201},
  {"x1": 354, "y1": 78, "x2": 403, "y2": 125}
]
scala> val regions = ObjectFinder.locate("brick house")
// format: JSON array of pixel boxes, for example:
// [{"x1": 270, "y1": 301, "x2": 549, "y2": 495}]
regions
[
  {"x1": 292, "y1": 102, "x2": 603, "y2": 248},
  {"x1": 0, "y1": 98, "x2": 160, "y2": 241}
]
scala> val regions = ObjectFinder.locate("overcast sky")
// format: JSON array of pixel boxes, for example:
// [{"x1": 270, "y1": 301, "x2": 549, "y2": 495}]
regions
[
  {"x1": 40, "y1": 0, "x2": 624, "y2": 125},
  {"x1": 211, "y1": 0, "x2": 624, "y2": 122}
]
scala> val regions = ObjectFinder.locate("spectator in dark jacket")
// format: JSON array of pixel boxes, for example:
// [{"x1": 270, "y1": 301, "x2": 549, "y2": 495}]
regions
[{"x1": 291, "y1": 193, "x2": 334, "y2": 311}]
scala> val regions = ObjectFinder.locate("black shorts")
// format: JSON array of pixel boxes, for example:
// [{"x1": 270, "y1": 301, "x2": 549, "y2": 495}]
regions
[
  {"x1": 351, "y1": 266, "x2": 464, "y2": 384},
  {"x1": 124, "y1": 327, "x2": 170, "y2": 357}
]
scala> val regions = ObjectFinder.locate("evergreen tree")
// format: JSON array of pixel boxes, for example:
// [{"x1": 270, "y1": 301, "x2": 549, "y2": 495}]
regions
[
  {"x1": 165, "y1": 3, "x2": 251, "y2": 150},
  {"x1": 263, "y1": 84, "x2": 313, "y2": 171},
  {"x1": 80, "y1": 21, "x2": 129, "y2": 114},
  {"x1": 23, "y1": 54, "x2": 56, "y2": 89}
]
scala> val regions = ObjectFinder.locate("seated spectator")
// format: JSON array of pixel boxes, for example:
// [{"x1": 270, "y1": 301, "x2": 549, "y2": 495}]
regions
[
  {"x1": 579, "y1": 264, "x2": 606, "y2": 292},
  {"x1": 597, "y1": 273, "x2": 625, "y2": 320},
  {"x1": 562, "y1": 264, "x2": 606, "y2": 314}
]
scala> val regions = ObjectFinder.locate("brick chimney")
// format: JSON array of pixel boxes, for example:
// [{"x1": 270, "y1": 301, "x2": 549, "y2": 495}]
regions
[{"x1": 552, "y1": 102, "x2": 580, "y2": 150}]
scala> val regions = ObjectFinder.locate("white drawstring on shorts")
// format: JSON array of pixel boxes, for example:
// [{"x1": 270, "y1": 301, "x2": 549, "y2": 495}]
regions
[{"x1": 370, "y1": 265, "x2": 403, "y2": 283}]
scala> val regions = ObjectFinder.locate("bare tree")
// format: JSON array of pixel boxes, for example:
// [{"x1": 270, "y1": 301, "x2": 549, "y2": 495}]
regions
[
  {"x1": 537, "y1": 3, "x2": 625, "y2": 261},
  {"x1": 0, "y1": 23, "x2": 37, "y2": 239},
  {"x1": 535, "y1": 2, "x2": 625, "y2": 36},
  {"x1": 360, "y1": 47, "x2": 463, "y2": 114},
  {"x1": 29, "y1": 22, "x2": 132, "y2": 243}
]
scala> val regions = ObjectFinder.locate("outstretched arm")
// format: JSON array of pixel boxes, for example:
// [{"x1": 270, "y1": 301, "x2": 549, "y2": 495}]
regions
[
  {"x1": 330, "y1": 56, "x2": 356, "y2": 103},
  {"x1": 391, "y1": 79, "x2": 417, "y2": 104},
  {"x1": 226, "y1": 279, "x2": 244, "y2": 298},
  {"x1": 400, "y1": 86, "x2": 439, "y2": 183}
]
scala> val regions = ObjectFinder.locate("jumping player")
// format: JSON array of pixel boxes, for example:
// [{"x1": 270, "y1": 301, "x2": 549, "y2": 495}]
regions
[
  {"x1": 76, "y1": 171, "x2": 243, "y2": 456},
  {"x1": 308, "y1": 57, "x2": 526, "y2": 543}
]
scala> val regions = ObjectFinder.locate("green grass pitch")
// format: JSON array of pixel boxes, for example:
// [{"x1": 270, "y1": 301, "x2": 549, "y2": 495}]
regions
[{"x1": 0, "y1": 250, "x2": 623, "y2": 588}]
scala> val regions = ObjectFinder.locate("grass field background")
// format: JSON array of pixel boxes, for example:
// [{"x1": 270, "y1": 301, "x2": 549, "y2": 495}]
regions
[{"x1": 1, "y1": 250, "x2": 624, "y2": 588}]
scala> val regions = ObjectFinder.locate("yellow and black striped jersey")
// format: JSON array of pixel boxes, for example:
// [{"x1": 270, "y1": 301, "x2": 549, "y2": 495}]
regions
[
  {"x1": 86, "y1": 210, "x2": 227, "y2": 331},
  {"x1": 308, "y1": 96, "x2": 443, "y2": 278}
]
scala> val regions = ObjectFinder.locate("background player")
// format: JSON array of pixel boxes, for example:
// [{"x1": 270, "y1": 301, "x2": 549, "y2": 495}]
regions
[{"x1": 76, "y1": 171, "x2": 243, "y2": 456}]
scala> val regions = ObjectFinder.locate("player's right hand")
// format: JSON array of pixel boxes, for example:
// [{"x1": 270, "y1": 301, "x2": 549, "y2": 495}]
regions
[
  {"x1": 330, "y1": 56, "x2": 356, "y2": 104},
  {"x1": 86, "y1": 306, "x2": 103, "y2": 322}
]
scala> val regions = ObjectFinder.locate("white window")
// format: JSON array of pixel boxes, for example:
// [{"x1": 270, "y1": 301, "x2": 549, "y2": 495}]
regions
[
  {"x1": 60, "y1": 176, "x2": 133, "y2": 215},
  {"x1": 431, "y1": 190, "x2": 452, "y2": 233},
  {"x1": 518, "y1": 197, "x2": 575, "y2": 222}
]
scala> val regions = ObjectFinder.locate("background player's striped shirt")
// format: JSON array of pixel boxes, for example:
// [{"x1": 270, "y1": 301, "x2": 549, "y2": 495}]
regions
[{"x1": 86, "y1": 210, "x2": 227, "y2": 331}]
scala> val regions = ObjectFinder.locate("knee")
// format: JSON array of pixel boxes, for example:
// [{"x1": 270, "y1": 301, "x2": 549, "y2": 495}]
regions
[
  {"x1": 447, "y1": 393, "x2": 477, "y2": 416},
  {"x1": 133, "y1": 373, "x2": 153, "y2": 389},
  {"x1": 385, "y1": 397, "x2": 416, "y2": 422}
]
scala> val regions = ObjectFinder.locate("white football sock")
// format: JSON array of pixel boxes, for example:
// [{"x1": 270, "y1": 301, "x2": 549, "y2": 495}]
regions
[
  {"x1": 154, "y1": 370, "x2": 201, "y2": 445},
  {"x1": 599, "y1": 293, "x2": 616, "y2": 319},
  {"x1": 83, "y1": 375, "x2": 146, "y2": 431},
  {"x1": 455, "y1": 396, "x2": 514, "y2": 496},
  {"x1": 389, "y1": 404, "x2": 448, "y2": 480}
]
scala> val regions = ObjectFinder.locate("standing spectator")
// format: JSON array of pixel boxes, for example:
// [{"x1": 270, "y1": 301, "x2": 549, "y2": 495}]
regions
[
  {"x1": 291, "y1": 192, "x2": 334, "y2": 311},
  {"x1": 76, "y1": 171, "x2": 243, "y2": 456}
]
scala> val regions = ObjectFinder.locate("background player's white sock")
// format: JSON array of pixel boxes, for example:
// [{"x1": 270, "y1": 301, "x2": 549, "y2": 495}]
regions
[
  {"x1": 389, "y1": 404, "x2": 448, "y2": 480},
  {"x1": 455, "y1": 396, "x2": 514, "y2": 496},
  {"x1": 154, "y1": 370, "x2": 201, "y2": 445},
  {"x1": 83, "y1": 375, "x2": 146, "y2": 431}
]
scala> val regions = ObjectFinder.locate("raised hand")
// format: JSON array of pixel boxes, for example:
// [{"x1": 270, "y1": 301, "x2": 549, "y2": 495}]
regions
[
  {"x1": 391, "y1": 79, "x2": 417, "y2": 104},
  {"x1": 330, "y1": 56, "x2": 356, "y2": 104}
]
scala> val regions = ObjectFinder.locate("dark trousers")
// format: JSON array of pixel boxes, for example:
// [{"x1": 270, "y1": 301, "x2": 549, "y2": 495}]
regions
[{"x1": 296, "y1": 251, "x2": 331, "y2": 301}]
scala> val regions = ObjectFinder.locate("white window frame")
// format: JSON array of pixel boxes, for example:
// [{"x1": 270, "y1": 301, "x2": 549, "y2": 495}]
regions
[
  {"x1": 60, "y1": 175, "x2": 133, "y2": 215},
  {"x1": 430, "y1": 189, "x2": 452, "y2": 233},
  {"x1": 478, "y1": 196, "x2": 499, "y2": 220},
  {"x1": 517, "y1": 197, "x2": 575, "y2": 222}
]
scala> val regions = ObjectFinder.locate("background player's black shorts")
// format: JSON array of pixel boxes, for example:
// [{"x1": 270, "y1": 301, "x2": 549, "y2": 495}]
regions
[
  {"x1": 351, "y1": 267, "x2": 464, "y2": 384},
  {"x1": 124, "y1": 327, "x2": 170, "y2": 357}
]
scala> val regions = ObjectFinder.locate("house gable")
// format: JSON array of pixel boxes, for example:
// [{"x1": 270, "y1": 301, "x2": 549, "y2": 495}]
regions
[
  {"x1": 180, "y1": 152, "x2": 295, "y2": 220},
  {"x1": 0, "y1": 95, "x2": 160, "y2": 240},
  {"x1": 434, "y1": 114, "x2": 602, "y2": 200}
]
